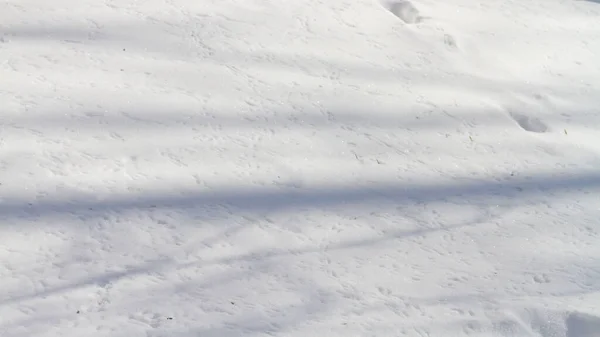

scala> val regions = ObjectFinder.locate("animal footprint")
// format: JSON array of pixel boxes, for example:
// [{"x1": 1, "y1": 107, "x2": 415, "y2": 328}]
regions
[
  {"x1": 443, "y1": 34, "x2": 458, "y2": 49},
  {"x1": 385, "y1": 1, "x2": 423, "y2": 24},
  {"x1": 510, "y1": 112, "x2": 548, "y2": 133},
  {"x1": 566, "y1": 312, "x2": 600, "y2": 337}
]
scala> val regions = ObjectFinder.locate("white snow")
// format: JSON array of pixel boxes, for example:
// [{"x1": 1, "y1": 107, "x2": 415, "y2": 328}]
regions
[{"x1": 1, "y1": 0, "x2": 600, "y2": 336}]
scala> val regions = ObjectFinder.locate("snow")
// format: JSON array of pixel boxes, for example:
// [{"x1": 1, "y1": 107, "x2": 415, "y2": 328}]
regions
[{"x1": 1, "y1": 0, "x2": 600, "y2": 336}]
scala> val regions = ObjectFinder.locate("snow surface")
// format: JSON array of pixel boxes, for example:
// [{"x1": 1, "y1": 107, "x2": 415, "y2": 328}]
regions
[{"x1": 1, "y1": 0, "x2": 600, "y2": 336}]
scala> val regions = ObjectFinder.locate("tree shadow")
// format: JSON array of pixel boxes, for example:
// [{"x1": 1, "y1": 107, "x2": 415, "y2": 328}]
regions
[
  {"x1": 0, "y1": 170, "x2": 598, "y2": 301},
  {"x1": 1, "y1": 251, "x2": 338, "y2": 337},
  {"x1": 0, "y1": 166, "x2": 597, "y2": 335},
  {"x1": 3, "y1": 18, "x2": 596, "y2": 99},
  {"x1": 3, "y1": 170, "x2": 597, "y2": 219}
]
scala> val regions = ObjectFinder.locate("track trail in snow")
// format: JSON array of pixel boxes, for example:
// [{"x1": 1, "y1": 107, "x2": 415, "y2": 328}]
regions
[{"x1": 1, "y1": 0, "x2": 600, "y2": 336}]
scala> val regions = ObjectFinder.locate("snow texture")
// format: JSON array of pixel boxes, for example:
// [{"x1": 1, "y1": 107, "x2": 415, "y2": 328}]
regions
[{"x1": 1, "y1": 0, "x2": 600, "y2": 336}]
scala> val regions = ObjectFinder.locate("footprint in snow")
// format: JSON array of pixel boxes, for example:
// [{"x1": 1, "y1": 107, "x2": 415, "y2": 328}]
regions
[
  {"x1": 509, "y1": 111, "x2": 548, "y2": 133},
  {"x1": 382, "y1": 1, "x2": 459, "y2": 51},
  {"x1": 566, "y1": 312, "x2": 600, "y2": 337},
  {"x1": 384, "y1": 1, "x2": 423, "y2": 24}
]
